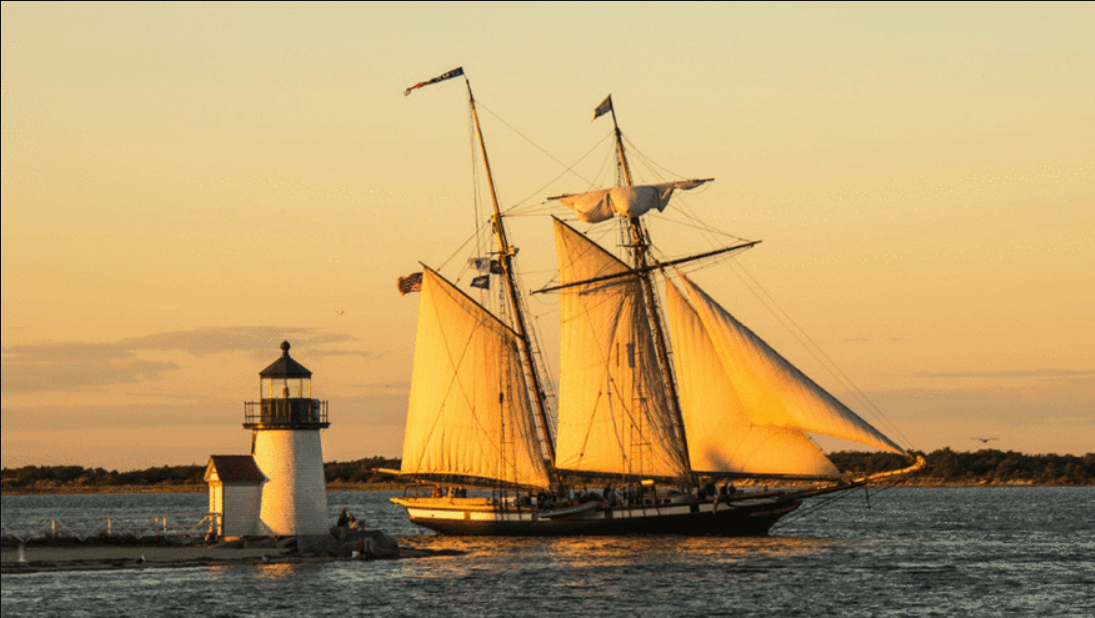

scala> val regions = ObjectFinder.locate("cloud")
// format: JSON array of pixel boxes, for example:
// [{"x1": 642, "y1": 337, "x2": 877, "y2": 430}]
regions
[
  {"x1": 0, "y1": 326, "x2": 376, "y2": 394},
  {"x1": 2, "y1": 399, "x2": 233, "y2": 430}
]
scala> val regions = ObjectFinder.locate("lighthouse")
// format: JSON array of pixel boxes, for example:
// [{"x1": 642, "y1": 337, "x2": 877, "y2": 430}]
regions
[{"x1": 244, "y1": 340, "x2": 330, "y2": 537}]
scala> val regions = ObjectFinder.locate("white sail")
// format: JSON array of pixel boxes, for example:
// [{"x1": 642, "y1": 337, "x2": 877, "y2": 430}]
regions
[
  {"x1": 664, "y1": 281, "x2": 842, "y2": 477},
  {"x1": 557, "y1": 179, "x2": 710, "y2": 223},
  {"x1": 552, "y1": 220, "x2": 690, "y2": 478},
  {"x1": 400, "y1": 269, "x2": 551, "y2": 488},
  {"x1": 678, "y1": 275, "x2": 905, "y2": 455}
]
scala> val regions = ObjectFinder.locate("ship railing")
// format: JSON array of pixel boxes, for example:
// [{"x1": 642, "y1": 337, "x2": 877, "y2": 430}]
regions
[{"x1": 0, "y1": 512, "x2": 222, "y2": 545}]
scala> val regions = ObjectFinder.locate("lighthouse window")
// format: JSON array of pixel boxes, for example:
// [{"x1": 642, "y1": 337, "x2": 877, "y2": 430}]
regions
[{"x1": 261, "y1": 377, "x2": 310, "y2": 399}]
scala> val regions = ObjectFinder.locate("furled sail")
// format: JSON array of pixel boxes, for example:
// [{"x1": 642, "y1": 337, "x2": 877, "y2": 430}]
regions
[
  {"x1": 556, "y1": 179, "x2": 711, "y2": 223},
  {"x1": 664, "y1": 280, "x2": 841, "y2": 477},
  {"x1": 677, "y1": 274, "x2": 905, "y2": 455},
  {"x1": 552, "y1": 220, "x2": 690, "y2": 478},
  {"x1": 400, "y1": 268, "x2": 551, "y2": 488}
]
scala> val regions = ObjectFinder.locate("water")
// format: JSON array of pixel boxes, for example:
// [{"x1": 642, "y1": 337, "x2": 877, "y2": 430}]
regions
[{"x1": 3, "y1": 487, "x2": 1093, "y2": 617}]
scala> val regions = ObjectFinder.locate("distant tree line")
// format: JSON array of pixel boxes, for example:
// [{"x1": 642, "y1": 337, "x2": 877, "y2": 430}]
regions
[
  {"x1": 323, "y1": 457, "x2": 402, "y2": 484},
  {"x1": 829, "y1": 449, "x2": 1095, "y2": 485},
  {"x1": 1, "y1": 464, "x2": 208, "y2": 490},
  {"x1": 2, "y1": 450, "x2": 1092, "y2": 492},
  {"x1": 1, "y1": 457, "x2": 403, "y2": 492}
]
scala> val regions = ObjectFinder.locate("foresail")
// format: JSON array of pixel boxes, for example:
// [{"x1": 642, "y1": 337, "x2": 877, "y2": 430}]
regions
[
  {"x1": 664, "y1": 281, "x2": 842, "y2": 477},
  {"x1": 400, "y1": 269, "x2": 551, "y2": 488},
  {"x1": 553, "y1": 220, "x2": 690, "y2": 478},
  {"x1": 556, "y1": 179, "x2": 710, "y2": 223},
  {"x1": 678, "y1": 275, "x2": 905, "y2": 455}
]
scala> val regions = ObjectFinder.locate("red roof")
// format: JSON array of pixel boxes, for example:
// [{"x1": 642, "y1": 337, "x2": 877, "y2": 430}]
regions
[{"x1": 205, "y1": 455, "x2": 266, "y2": 483}]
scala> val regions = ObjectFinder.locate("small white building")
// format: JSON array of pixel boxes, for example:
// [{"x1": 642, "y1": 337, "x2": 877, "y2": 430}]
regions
[
  {"x1": 204, "y1": 455, "x2": 265, "y2": 538},
  {"x1": 206, "y1": 341, "x2": 331, "y2": 539}
]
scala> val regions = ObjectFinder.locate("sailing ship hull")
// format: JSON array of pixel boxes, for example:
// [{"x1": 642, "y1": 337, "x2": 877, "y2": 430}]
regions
[{"x1": 391, "y1": 496, "x2": 800, "y2": 537}]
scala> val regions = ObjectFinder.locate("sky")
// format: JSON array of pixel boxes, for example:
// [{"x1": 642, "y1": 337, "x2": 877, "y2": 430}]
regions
[{"x1": 2, "y1": 2, "x2": 1092, "y2": 470}]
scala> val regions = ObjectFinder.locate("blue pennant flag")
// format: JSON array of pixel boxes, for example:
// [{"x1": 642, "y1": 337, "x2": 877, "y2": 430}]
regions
[{"x1": 593, "y1": 95, "x2": 613, "y2": 121}]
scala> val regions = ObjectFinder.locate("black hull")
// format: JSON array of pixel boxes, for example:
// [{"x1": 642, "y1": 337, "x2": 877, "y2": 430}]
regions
[{"x1": 405, "y1": 500, "x2": 800, "y2": 537}]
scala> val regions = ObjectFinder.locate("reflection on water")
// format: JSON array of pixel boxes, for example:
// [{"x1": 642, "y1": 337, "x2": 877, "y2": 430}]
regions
[
  {"x1": 3, "y1": 488, "x2": 1093, "y2": 618},
  {"x1": 406, "y1": 532, "x2": 835, "y2": 570},
  {"x1": 251, "y1": 561, "x2": 301, "y2": 580}
]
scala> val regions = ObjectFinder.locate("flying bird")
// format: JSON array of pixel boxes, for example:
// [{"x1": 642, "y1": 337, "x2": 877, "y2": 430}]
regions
[{"x1": 971, "y1": 437, "x2": 998, "y2": 444}]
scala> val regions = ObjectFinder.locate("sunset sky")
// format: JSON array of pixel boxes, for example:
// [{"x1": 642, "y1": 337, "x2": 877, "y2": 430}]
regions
[{"x1": 3, "y1": 2, "x2": 1092, "y2": 470}]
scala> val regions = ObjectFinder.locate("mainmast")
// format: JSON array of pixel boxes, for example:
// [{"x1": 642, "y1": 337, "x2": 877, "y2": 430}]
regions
[{"x1": 602, "y1": 98, "x2": 693, "y2": 479}]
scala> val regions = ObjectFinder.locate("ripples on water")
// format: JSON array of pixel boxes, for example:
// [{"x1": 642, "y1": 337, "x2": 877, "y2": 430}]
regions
[{"x1": 3, "y1": 488, "x2": 1093, "y2": 617}]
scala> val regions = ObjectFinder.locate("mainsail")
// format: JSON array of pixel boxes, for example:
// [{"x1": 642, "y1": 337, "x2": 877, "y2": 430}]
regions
[
  {"x1": 675, "y1": 274, "x2": 905, "y2": 456},
  {"x1": 552, "y1": 219, "x2": 690, "y2": 479},
  {"x1": 400, "y1": 268, "x2": 551, "y2": 488}
]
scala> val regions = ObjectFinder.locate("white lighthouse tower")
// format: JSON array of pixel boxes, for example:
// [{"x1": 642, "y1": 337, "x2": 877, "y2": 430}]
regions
[{"x1": 245, "y1": 341, "x2": 330, "y2": 537}]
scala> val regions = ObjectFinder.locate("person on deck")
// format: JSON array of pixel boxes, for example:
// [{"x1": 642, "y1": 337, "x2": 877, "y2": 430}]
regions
[{"x1": 337, "y1": 508, "x2": 349, "y2": 539}]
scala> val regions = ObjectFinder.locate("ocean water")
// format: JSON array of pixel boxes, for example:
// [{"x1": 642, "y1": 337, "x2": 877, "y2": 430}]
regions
[{"x1": 2, "y1": 487, "x2": 1093, "y2": 617}]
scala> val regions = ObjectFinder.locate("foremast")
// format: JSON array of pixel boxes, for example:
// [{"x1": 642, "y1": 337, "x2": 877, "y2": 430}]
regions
[{"x1": 464, "y1": 76, "x2": 557, "y2": 469}]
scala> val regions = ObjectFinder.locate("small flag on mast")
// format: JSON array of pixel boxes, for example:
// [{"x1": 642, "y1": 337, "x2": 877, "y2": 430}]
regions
[
  {"x1": 593, "y1": 95, "x2": 613, "y2": 121},
  {"x1": 404, "y1": 67, "x2": 465, "y2": 96},
  {"x1": 397, "y1": 272, "x2": 423, "y2": 295},
  {"x1": 470, "y1": 275, "x2": 490, "y2": 290}
]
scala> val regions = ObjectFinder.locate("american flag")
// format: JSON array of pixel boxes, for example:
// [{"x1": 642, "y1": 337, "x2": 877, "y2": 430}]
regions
[{"x1": 397, "y1": 272, "x2": 423, "y2": 295}]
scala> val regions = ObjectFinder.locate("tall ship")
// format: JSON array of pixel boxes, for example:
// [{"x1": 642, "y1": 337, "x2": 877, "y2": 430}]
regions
[{"x1": 390, "y1": 68, "x2": 921, "y2": 536}]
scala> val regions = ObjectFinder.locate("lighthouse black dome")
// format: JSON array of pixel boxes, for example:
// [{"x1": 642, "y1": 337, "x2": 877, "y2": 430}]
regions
[
  {"x1": 259, "y1": 341, "x2": 312, "y2": 379},
  {"x1": 245, "y1": 340, "x2": 329, "y2": 430}
]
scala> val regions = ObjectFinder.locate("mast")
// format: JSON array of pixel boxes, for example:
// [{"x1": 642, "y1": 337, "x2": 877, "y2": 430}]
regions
[
  {"x1": 605, "y1": 101, "x2": 693, "y2": 480},
  {"x1": 463, "y1": 77, "x2": 557, "y2": 467}
]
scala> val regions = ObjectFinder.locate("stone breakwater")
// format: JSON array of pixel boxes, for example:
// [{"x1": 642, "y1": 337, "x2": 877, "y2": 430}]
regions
[{"x1": 1, "y1": 529, "x2": 461, "y2": 574}]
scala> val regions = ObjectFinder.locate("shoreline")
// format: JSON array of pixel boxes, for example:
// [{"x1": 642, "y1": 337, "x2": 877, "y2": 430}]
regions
[
  {"x1": 2, "y1": 480, "x2": 1090, "y2": 496},
  {"x1": 0, "y1": 482, "x2": 408, "y2": 496}
]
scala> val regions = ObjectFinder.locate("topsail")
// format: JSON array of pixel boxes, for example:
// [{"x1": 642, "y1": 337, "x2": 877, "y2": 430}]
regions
[{"x1": 556, "y1": 179, "x2": 711, "y2": 223}]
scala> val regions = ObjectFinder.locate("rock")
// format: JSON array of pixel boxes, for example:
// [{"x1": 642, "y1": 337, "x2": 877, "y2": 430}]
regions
[
  {"x1": 343, "y1": 529, "x2": 400, "y2": 559},
  {"x1": 296, "y1": 534, "x2": 340, "y2": 557}
]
